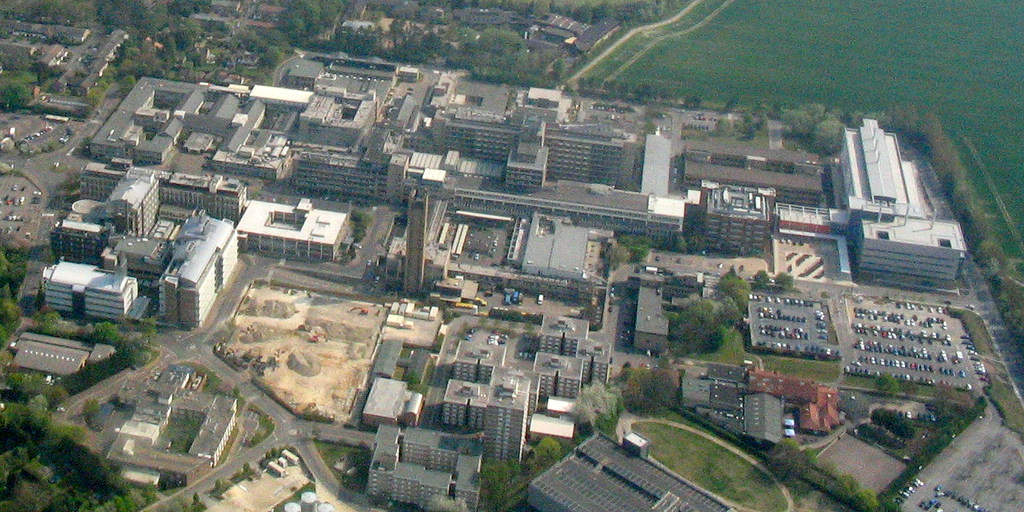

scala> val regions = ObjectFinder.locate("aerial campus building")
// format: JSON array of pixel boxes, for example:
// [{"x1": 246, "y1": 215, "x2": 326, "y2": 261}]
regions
[
  {"x1": 363, "y1": 377, "x2": 425, "y2": 427},
  {"x1": 368, "y1": 425, "x2": 482, "y2": 511},
  {"x1": 681, "y1": 140, "x2": 823, "y2": 206},
  {"x1": 159, "y1": 214, "x2": 238, "y2": 328},
  {"x1": 841, "y1": 119, "x2": 966, "y2": 281},
  {"x1": 79, "y1": 163, "x2": 248, "y2": 221},
  {"x1": 10, "y1": 332, "x2": 115, "y2": 376},
  {"x1": 699, "y1": 181, "x2": 776, "y2": 256},
  {"x1": 42, "y1": 261, "x2": 139, "y2": 321},
  {"x1": 634, "y1": 286, "x2": 670, "y2": 353},
  {"x1": 520, "y1": 212, "x2": 610, "y2": 281},
  {"x1": 236, "y1": 198, "x2": 348, "y2": 262},
  {"x1": 107, "y1": 365, "x2": 237, "y2": 486}
]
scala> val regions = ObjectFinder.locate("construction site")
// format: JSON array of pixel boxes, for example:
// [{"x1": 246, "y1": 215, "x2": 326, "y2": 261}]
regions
[{"x1": 221, "y1": 286, "x2": 384, "y2": 421}]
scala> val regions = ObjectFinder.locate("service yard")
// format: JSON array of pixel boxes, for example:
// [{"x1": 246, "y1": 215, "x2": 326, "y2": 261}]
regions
[
  {"x1": 817, "y1": 435, "x2": 904, "y2": 492},
  {"x1": 841, "y1": 299, "x2": 984, "y2": 393},
  {"x1": 222, "y1": 286, "x2": 383, "y2": 421}
]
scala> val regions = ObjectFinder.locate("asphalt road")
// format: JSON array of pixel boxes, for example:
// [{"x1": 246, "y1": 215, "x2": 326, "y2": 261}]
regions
[{"x1": 55, "y1": 255, "x2": 374, "y2": 510}]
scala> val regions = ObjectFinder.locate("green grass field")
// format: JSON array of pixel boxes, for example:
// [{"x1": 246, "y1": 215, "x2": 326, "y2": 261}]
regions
[
  {"x1": 585, "y1": 0, "x2": 1024, "y2": 257},
  {"x1": 633, "y1": 422, "x2": 788, "y2": 512},
  {"x1": 690, "y1": 328, "x2": 840, "y2": 382}
]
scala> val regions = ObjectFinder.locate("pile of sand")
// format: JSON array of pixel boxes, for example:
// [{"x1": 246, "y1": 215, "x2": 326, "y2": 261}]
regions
[
  {"x1": 287, "y1": 350, "x2": 321, "y2": 377},
  {"x1": 243, "y1": 299, "x2": 298, "y2": 319}
]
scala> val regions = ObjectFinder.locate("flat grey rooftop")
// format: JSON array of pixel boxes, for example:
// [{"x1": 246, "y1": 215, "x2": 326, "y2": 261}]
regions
[{"x1": 529, "y1": 434, "x2": 733, "y2": 512}]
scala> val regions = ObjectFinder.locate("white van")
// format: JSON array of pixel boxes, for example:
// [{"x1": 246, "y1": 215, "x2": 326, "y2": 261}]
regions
[{"x1": 537, "y1": 294, "x2": 544, "y2": 305}]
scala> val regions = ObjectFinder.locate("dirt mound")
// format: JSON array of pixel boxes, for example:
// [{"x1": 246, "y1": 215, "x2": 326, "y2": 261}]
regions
[
  {"x1": 287, "y1": 350, "x2": 321, "y2": 377},
  {"x1": 243, "y1": 299, "x2": 297, "y2": 319}
]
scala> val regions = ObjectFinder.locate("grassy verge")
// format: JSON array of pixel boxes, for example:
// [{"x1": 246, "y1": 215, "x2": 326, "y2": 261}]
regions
[
  {"x1": 313, "y1": 441, "x2": 371, "y2": 492},
  {"x1": 633, "y1": 422, "x2": 788, "y2": 512},
  {"x1": 245, "y1": 407, "x2": 276, "y2": 447},
  {"x1": 762, "y1": 355, "x2": 840, "y2": 382},
  {"x1": 690, "y1": 329, "x2": 840, "y2": 382},
  {"x1": 951, "y1": 308, "x2": 1024, "y2": 436}
]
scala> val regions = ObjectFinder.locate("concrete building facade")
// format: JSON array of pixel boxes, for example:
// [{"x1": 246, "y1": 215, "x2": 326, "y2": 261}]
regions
[
  {"x1": 42, "y1": 262, "x2": 138, "y2": 320},
  {"x1": 159, "y1": 214, "x2": 238, "y2": 328}
]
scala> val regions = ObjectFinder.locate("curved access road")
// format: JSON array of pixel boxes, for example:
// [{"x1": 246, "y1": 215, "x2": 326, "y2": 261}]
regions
[
  {"x1": 619, "y1": 415, "x2": 795, "y2": 512},
  {"x1": 565, "y1": 0, "x2": 709, "y2": 85}
]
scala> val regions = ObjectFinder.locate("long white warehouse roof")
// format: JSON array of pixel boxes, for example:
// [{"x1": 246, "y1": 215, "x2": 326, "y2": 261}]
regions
[{"x1": 249, "y1": 85, "x2": 313, "y2": 106}]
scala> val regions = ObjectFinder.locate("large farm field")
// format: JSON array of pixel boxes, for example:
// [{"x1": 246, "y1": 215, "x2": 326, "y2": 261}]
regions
[{"x1": 583, "y1": 0, "x2": 1024, "y2": 257}]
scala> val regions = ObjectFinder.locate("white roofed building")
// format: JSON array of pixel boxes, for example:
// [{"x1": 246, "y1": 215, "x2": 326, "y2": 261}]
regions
[
  {"x1": 42, "y1": 262, "x2": 139, "y2": 320},
  {"x1": 160, "y1": 214, "x2": 238, "y2": 328},
  {"x1": 841, "y1": 119, "x2": 967, "y2": 281},
  {"x1": 248, "y1": 85, "x2": 314, "y2": 109},
  {"x1": 236, "y1": 199, "x2": 348, "y2": 262}
]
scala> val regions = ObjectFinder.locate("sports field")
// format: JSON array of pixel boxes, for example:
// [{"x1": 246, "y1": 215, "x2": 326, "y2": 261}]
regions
[
  {"x1": 633, "y1": 422, "x2": 788, "y2": 512},
  {"x1": 584, "y1": 0, "x2": 1024, "y2": 257}
]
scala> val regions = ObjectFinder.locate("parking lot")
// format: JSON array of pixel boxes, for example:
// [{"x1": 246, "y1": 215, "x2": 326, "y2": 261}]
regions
[
  {"x1": 749, "y1": 293, "x2": 838, "y2": 359},
  {"x1": 841, "y1": 300, "x2": 984, "y2": 391},
  {"x1": 0, "y1": 173, "x2": 45, "y2": 244},
  {"x1": 0, "y1": 113, "x2": 74, "y2": 155},
  {"x1": 901, "y1": 406, "x2": 1021, "y2": 512},
  {"x1": 454, "y1": 322, "x2": 536, "y2": 374},
  {"x1": 462, "y1": 224, "x2": 508, "y2": 265}
]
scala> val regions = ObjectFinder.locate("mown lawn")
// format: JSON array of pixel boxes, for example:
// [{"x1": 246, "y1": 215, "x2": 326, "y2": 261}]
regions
[
  {"x1": 690, "y1": 328, "x2": 840, "y2": 382},
  {"x1": 633, "y1": 422, "x2": 788, "y2": 512},
  {"x1": 586, "y1": 0, "x2": 1024, "y2": 257}
]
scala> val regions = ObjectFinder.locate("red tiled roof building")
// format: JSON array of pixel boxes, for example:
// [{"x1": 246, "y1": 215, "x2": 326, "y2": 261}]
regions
[{"x1": 748, "y1": 369, "x2": 841, "y2": 433}]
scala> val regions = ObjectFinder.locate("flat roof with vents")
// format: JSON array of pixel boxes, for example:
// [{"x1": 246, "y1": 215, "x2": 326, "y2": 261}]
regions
[
  {"x1": 237, "y1": 199, "x2": 347, "y2": 245},
  {"x1": 528, "y1": 434, "x2": 733, "y2": 512}
]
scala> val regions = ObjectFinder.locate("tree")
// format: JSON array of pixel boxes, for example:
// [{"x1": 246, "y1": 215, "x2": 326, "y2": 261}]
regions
[
  {"x1": 0, "y1": 83, "x2": 32, "y2": 111},
  {"x1": 852, "y1": 488, "x2": 879, "y2": 511},
  {"x1": 753, "y1": 270, "x2": 771, "y2": 290},
  {"x1": 575, "y1": 382, "x2": 621, "y2": 434},
  {"x1": 530, "y1": 437, "x2": 564, "y2": 471},
  {"x1": 667, "y1": 299, "x2": 738, "y2": 354},
  {"x1": 83, "y1": 399, "x2": 102, "y2": 430},
  {"x1": 621, "y1": 367, "x2": 677, "y2": 414},
  {"x1": 874, "y1": 374, "x2": 901, "y2": 395},
  {"x1": 774, "y1": 272, "x2": 794, "y2": 291},
  {"x1": 607, "y1": 244, "x2": 632, "y2": 270},
  {"x1": 716, "y1": 270, "x2": 750, "y2": 310},
  {"x1": 765, "y1": 439, "x2": 810, "y2": 481},
  {"x1": 89, "y1": 322, "x2": 121, "y2": 345},
  {"x1": 480, "y1": 461, "x2": 521, "y2": 509},
  {"x1": 0, "y1": 296, "x2": 21, "y2": 331}
]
